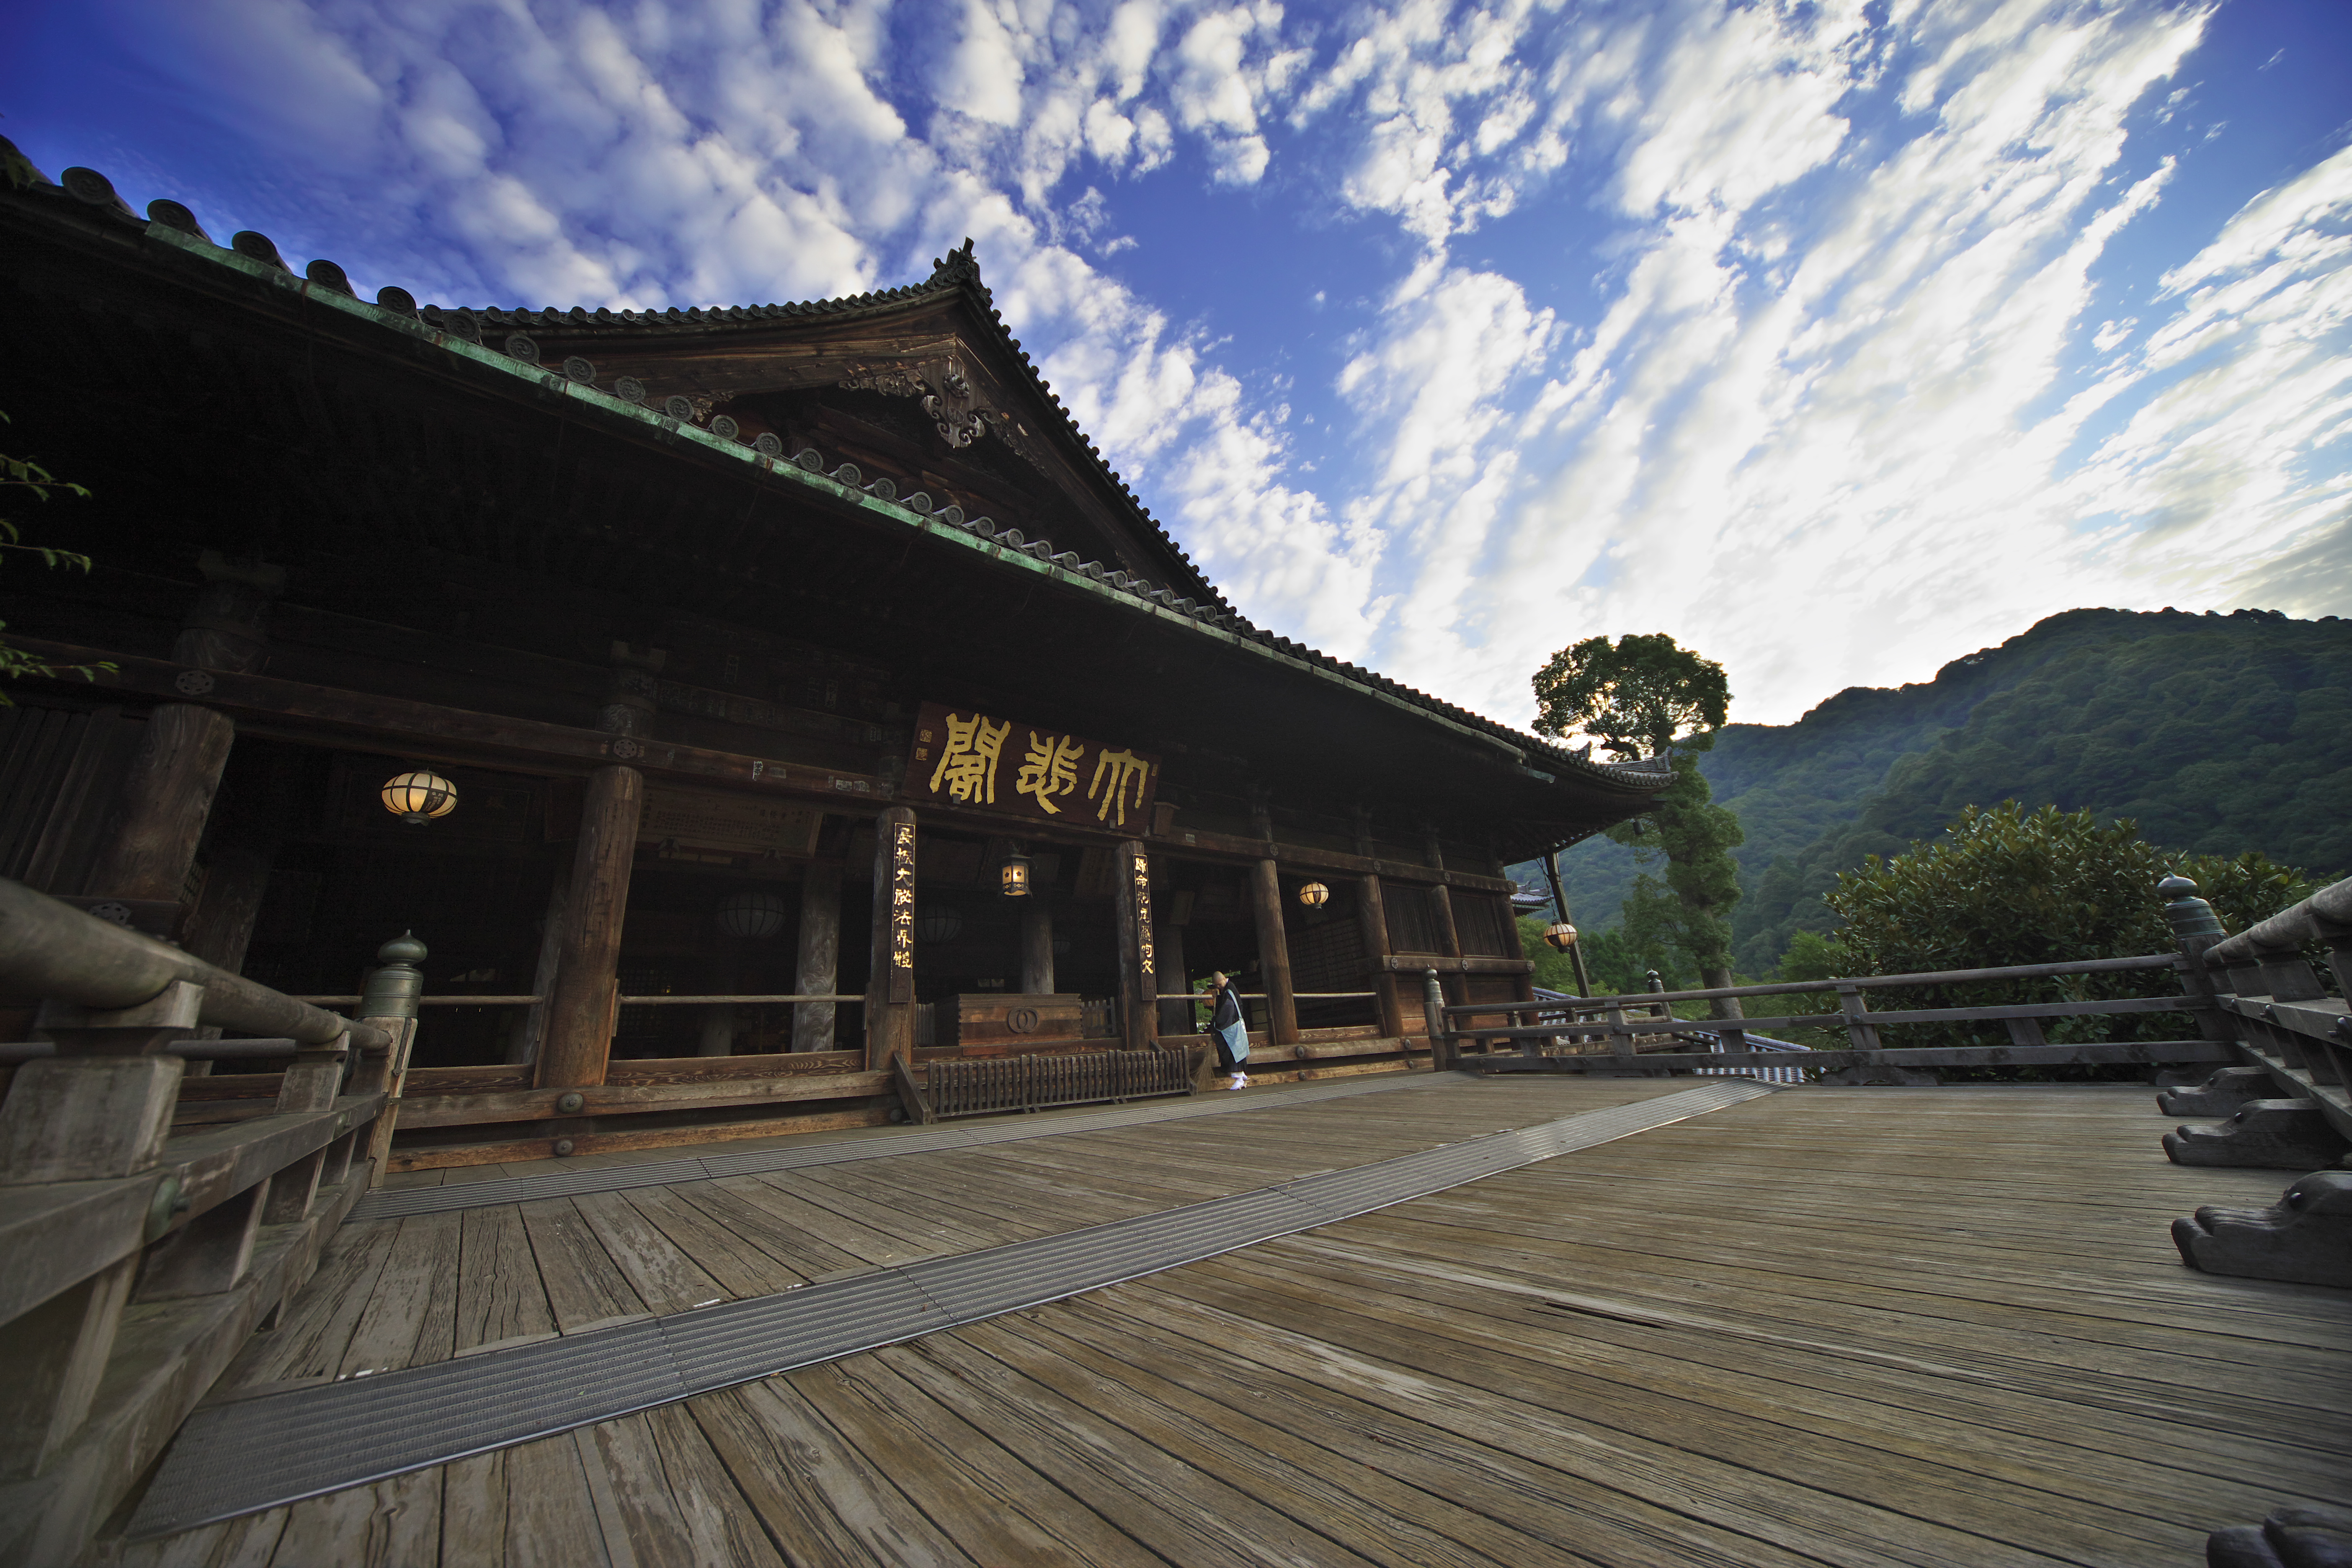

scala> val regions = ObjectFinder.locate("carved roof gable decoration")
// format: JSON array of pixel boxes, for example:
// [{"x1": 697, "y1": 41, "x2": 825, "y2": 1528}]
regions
[{"x1": 837, "y1": 351, "x2": 1045, "y2": 471}]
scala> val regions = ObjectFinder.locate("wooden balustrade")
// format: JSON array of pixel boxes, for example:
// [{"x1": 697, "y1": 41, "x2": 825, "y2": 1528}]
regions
[
  {"x1": 904, "y1": 1047, "x2": 1198, "y2": 1122},
  {"x1": 0, "y1": 878, "x2": 412, "y2": 1564}
]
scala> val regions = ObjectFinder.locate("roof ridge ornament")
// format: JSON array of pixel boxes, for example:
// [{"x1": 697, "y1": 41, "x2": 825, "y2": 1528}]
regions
[{"x1": 929, "y1": 237, "x2": 982, "y2": 288}]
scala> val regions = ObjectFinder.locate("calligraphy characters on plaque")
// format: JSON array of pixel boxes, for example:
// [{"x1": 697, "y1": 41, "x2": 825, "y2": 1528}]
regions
[
  {"x1": 889, "y1": 819, "x2": 916, "y2": 972},
  {"x1": 910, "y1": 702, "x2": 1160, "y2": 828},
  {"x1": 1131, "y1": 849, "x2": 1155, "y2": 976}
]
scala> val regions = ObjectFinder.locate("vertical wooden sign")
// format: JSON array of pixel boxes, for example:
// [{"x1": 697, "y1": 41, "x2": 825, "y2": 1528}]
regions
[
  {"x1": 1116, "y1": 839, "x2": 1158, "y2": 1049},
  {"x1": 886, "y1": 814, "x2": 916, "y2": 1005}
]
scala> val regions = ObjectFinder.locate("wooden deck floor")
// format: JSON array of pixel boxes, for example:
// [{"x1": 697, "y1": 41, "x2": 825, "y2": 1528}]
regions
[{"x1": 114, "y1": 1081, "x2": 2347, "y2": 1567}]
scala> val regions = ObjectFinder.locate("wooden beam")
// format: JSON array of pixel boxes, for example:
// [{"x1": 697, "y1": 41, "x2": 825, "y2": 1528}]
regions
[
  {"x1": 9, "y1": 638, "x2": 890, "y2": 805},
  {"x1": 537, "y1": 765, "x2": 642, "y2": 1089},
  {"x1": 86, "y1": 704, "x2": 235, "y2": 904},
  {"x1": 1249, "y1": 857, "x2": 1299, "y2": 1047}
]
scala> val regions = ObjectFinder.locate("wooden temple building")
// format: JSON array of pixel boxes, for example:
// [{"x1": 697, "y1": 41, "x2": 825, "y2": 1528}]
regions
[
  {"x1": 0, "y1": 150, "x2": 1673, "y2": 1171},
  {"x1": 4, "y1": 148, "x2": 2349, "y2": 1568}
]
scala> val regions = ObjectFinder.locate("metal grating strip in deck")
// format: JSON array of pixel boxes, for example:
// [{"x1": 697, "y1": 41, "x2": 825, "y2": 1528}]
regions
[
  {"x1": 351, "y1": 1065, "x2": 1471, "y2": 1221},
  {"x1": 129, "y1": 1078, "x2": 1777, "y2": 1540}
]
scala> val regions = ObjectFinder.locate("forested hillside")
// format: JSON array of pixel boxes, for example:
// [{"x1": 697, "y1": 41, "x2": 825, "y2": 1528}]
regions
[{"x1": 1519, "y1": 608, "x2": 2352, "y2": 976}]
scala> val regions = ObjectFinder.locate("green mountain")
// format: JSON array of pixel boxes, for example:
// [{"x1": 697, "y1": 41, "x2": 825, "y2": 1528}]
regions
[{"x1": 1519, "y1": 608, "x2": 2352, "y2": 974}]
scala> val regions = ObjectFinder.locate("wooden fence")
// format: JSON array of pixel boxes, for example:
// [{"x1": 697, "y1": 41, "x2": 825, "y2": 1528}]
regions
[
  {"x1": 0, "y1": 877, "x2": 416, "y2": 1563},
  {"x1": 901, "y1": 1047, "x2": 1199, "y2": 1123},
  {"x1": 1430, "y1": 947, "x2": 2232, "y2": 1079}
]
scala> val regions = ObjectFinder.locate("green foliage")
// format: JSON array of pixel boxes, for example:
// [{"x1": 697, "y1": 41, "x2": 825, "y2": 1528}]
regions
[
  {"x1": 1533, "y1": 633, "x2": 1744, "y2": 995},
  {"x1": 1529, "y1": 608, "x2": 2352, "y2": 972},
  {"x1": 0, "y1": 411, "x2": 110, "y2": 704},
  {"x1": 1531, "y1": 632, "x2": 1729, "y2": 759},
  {"x1": 1813, "y1": 802, "x2": 2324, "y2": 1051}
]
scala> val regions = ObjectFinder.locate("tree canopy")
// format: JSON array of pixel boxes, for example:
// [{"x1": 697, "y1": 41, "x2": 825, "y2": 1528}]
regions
[
  {"x1": 1809, "y1": 801, "x2": 2326, "y2": 1053},
  {"x1": 1528, "y1": 608, "x2": 2352, "y2": 974},
  {"x1": 1531, "y1": 632, "x2": 1730, "y2": 759}
]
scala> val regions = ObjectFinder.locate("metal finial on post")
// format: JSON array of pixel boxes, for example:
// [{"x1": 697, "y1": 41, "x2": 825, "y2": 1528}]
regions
[
  {"x1": 358, "y1": 931, "x2": 428, "y2": 1022},
  {"x1": 2159, "y1": 874, "x2": 2226, "y2": 942}
]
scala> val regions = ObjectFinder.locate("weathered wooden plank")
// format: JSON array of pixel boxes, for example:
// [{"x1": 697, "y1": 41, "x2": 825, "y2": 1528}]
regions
[
  {"x1": 113, "y1": 1507, "x2": 287, "y2": 1568},
  {"x1": 792, "y1": 1358, "x2": 1155, "y2": 1568},
  {"x1": 882, "y1": 1334, "x2": 1385, "y2": 1567},
  {"x1": 503, "y1": 1426, "x2": 616, "y2": 1567},
  {"x1": 606, "y1": 1184, "x2": 807, "y2": 1301},
  {"x1": 581, "y1": 1407, "x2": 786, "y2": 1568},
  {"x1": 689, "y1": 1380, "x2": 978, "y2": 1565},
  {"x1": 570, "y1": 1191, "x2": 730, "y2": 1317},
  {"x1": 262, "y1": 1468, "x2": 440, "y2": 1568},
  {"x1": 957, "y1": 1314, "x2": 1537, "y2": 1568},
  {"x1": 1016, "y1": 1294, "x2": 1810, "y2": 1568},
  {"x1": 213, "y1": 1215, "x2": 400, "y2": 1395},
  {"x1": 455, "y1": 1204, "x2": 557, "y2": 1354},
  {"x1": 337, "y1": 1210, "x2": 462, "y2": 1375},
  {"x1": 518, "y1": 1198, "x2": 647, "y2": 1334}
]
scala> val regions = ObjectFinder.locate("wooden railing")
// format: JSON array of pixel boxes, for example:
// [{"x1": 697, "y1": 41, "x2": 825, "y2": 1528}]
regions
[
  {"x1": 900, "y1": 1047, "x2": 1199, "y2": 1123},
  {"x1": 0, "y1": 877, "x2": 415, "y2": 1564},
  {"x1": 2189, "y1": 873, "x2": 2352, "y2": 1148},
  {"x1": 1430, "y1": 947, "x2": 2229, "y2": 1078}
]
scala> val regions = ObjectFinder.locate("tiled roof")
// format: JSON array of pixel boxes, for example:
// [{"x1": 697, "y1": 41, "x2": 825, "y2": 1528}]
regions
[{"x1": 5, "y1": 144, "x2": 1671, "y2": 800}]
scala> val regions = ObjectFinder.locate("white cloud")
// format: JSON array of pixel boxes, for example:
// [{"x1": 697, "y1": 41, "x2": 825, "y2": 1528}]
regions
[{"x1": 75, "y1": 0, "x2": 2349, "y2": 745}]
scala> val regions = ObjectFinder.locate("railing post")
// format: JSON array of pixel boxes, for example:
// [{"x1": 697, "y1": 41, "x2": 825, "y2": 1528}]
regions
[
  {"x1": 0, "y1": 978, "x2": 200, "y2": 1480},
  {"x1": 352, "y1": 933, "x2": 427, "y2": 1186},
  {"x1": 1836, "y1": 983, "x2": 1882, "y2": 1052},
  {"x1": 1422, "y1": 968, "x2": 1452, "y2": 1070},
  {"x1": 1604, "y1": 996, "x2": 1633, "y2": 1059}
]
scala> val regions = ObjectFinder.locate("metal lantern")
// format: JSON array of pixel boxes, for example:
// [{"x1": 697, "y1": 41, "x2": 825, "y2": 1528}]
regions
[
  {"x1": 714, "y1": 888, "x2": 789, "y2": 939},
  {"x1": 1000, "y1": 848, "x2": 1032, "y2": 898},
  {"x1": 380, "y1": 769, "x2": 457, "y2": 826},
  {"x1": 1297, "y1": 881, "x2": 1330, "y2": 908},
  {"x1": 1542, "y1": 921, "x2": 1578, "y2": 952},
  {"x1": 914, "y1": 906, "x2": 965, "y2": 944}
]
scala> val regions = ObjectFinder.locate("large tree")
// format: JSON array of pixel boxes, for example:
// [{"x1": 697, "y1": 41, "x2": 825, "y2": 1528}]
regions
[{"x1": 1531, "y1": 634, "x2": 1746, "y2": 1011}]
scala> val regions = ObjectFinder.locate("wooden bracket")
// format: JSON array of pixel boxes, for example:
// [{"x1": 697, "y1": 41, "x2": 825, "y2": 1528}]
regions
[{"x1": 891, "y1": 1055, "x2": 935, "y2": 1125}]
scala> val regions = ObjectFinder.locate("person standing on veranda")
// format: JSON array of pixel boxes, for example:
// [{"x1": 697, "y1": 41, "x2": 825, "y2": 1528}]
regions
[{"x1": 1204, "y1": 972, "x2": 1250, "y2": 1089}]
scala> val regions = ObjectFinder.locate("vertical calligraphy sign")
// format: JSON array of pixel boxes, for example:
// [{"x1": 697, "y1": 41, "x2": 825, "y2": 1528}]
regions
[
  {"x1": 888, "y1": 817, "x2": 916, "y2": 1004},
  {"x1": 1130, "y1": 846, "x2": 1155, "y2": 983}
]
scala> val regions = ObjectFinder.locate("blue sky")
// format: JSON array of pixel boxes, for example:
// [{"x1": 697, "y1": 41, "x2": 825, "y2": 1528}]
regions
[{"x1": 7, "y1": 0, "x2": 2349, "y2": 730}]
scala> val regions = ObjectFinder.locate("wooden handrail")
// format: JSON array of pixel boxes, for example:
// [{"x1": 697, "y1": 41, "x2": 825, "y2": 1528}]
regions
[
  {"x1": 2208, "y1": 872, "x2": 2352, "y2": 962},
  {"x1": 0, "y1": 878, "x2": 390, "y2": 1052},
  {"x1": 1441, "y1": 952, "x2": 2183, "y2": 1014}
]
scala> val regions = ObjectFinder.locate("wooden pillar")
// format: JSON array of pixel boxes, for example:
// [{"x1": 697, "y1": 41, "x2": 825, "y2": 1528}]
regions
[
  {"x1": 1113, "y1": 839, "x2": 1158, "y2": 1050},
  {"x1": 514, "y1": 856, "x2": 572, "y2": 1066},
  {"x1": 86, "y1": 704, "x2": 236, "y2": 904},
  {"x1": 864, "y1": 806, "x2": 916, "y2": 1072},
  {"x1": 697, "y1": 938, "x2": 740, "y2": 1057},
  {"x1": 536, "y1": 765, "x2": 642, "y2": 1089},
  {"x1": 1155, "y1": 923, "x2": 1192, "y2": 1036},
  {"x1": 1355, "y1": 875, "x2": 1407, "y2": 1041},
  {"x1": 794, "y1": 861, "x2": 842, "y2": 1052},
  {"x1": 87, "y1": 554, "x2": 283, "y2": 909},
  {"x1": 1020, "y1": 900, "x2": 1056, "y2": 995},
  {"x1": 181, "y1": 839, "x2": 273, "y2": 974},
  {"x1": 1248, "y1": 857, "x2": 1299, "y2": 1047}
]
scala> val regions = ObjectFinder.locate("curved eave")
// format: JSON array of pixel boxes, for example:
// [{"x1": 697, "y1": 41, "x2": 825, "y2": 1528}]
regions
[{"x1": 6, "y1": 174, "x2": 1672, "y2": 816}]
